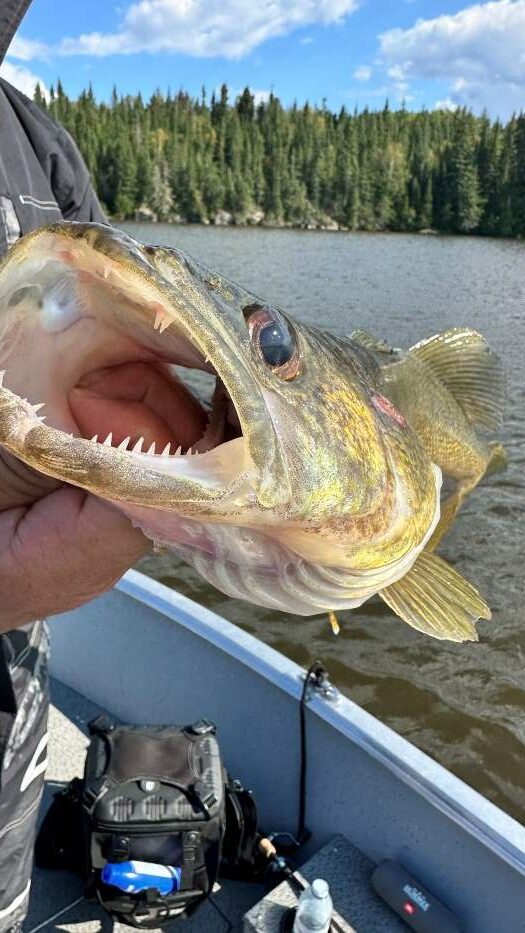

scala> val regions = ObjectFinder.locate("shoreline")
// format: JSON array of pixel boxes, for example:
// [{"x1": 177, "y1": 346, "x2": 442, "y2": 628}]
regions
[{"x1": 119, "y1": 217, "x2": 524, "y2": 242}]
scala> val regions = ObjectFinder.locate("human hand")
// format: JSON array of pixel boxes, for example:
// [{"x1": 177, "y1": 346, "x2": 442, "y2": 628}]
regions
[{"x1": 0, "y1": 449, "x2": 149, "y2": 631}]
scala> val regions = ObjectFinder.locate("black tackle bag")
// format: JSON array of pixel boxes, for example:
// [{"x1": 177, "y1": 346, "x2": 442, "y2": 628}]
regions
[{"x1": 36, "y1": 714, "x2": 262, "y2": 927}]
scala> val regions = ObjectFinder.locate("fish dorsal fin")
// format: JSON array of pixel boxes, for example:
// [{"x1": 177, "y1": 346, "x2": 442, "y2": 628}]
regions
[
  {"x1": 409, "y1": 328, "x2": 504, "y2": 430},
  {"x1": 349, "y1": 328, "x2": 397, "y2": 355},
  {"x1": 379, "y1": 550, "x2": 491, "y2": 642}
]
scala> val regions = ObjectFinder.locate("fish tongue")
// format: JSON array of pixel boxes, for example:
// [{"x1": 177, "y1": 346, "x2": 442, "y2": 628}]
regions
[
  {"x1": 70, "y1": 394, "x2": 179, "y2": 450},
  {"x1": 69, "y1": 361, "x2": 208, "y2": 451}
]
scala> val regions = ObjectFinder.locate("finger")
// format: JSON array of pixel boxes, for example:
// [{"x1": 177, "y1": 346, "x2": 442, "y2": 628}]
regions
[
  {"x1": 0, "y1": 446, "x2": 60, "y2": 510},
  {"x1": 0, "y1": 488, "x2": 150, "y2": 625},
  {"x1": 76, "y1": 493, "x2": 151, "y2": 571}
]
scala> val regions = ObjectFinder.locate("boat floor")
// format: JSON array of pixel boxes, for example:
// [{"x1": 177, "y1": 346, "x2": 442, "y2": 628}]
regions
[{"x1": 26, "y1": 679, "x2": 266, "y2": 933}]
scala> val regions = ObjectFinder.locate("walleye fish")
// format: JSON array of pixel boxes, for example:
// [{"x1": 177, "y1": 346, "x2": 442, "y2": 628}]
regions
[{"x1": 0, "y1": 222, "x2": 504, "y2": 641}]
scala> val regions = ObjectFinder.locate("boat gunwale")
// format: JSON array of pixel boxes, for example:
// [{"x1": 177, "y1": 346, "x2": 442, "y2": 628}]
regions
[{"x1": 117, "y1": 569, "x2": 525, "y2": 878}]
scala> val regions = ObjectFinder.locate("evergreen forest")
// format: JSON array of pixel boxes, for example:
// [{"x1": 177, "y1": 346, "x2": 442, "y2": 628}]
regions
[{"x1": 34, "y1": 82, "x2": 525, "y2": 237}]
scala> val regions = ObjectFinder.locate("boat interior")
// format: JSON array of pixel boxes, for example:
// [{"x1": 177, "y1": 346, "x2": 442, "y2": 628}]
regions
[{"x1": 27, "y1": 570, "x2": 525, "y2": 932}]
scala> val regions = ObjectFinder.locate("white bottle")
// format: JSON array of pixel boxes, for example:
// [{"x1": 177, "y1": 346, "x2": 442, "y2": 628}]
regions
[{"x1": 293, "y1": 879, "x2": 333, "y2": 933}]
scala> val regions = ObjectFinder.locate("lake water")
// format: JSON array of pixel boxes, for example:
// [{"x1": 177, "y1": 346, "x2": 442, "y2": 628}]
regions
[{"x1": 123, "y1": 222, "x2": 525, "y2": 824}]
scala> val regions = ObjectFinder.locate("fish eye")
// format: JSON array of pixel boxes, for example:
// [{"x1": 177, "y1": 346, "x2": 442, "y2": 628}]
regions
[
  {"x1": 243, "y1": 304, "x2": 301, "y2": 380},
  {"x1": 259, "y1": 320, "x2": 294, "y2": 367}
]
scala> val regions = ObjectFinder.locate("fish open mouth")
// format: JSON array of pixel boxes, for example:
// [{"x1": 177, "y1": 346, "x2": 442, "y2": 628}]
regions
[
  {"x1": 0, "y1": 223, "x2": 285, "y2": 510},
  {"x1": 69, "y1": 356, "x2": 243, "y2": 473},
  {"x1": 67, "y1": 353, "x2": 246, "y2": 486}
]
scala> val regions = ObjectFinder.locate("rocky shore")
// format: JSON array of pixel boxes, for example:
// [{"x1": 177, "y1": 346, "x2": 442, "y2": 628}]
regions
[{"x1": 133, "y1": 205, "x2": 344, "y2": 232}]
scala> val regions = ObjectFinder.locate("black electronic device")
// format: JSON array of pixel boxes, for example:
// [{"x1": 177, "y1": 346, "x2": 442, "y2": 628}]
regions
[{"x1": 372, "y1": 860, "x2": 462, "y2": 933}]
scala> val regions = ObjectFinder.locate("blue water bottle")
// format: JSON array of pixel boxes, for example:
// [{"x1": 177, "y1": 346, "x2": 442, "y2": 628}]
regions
[{"x1": 102, "y1": 860, "x2": 182, "y2": 895}]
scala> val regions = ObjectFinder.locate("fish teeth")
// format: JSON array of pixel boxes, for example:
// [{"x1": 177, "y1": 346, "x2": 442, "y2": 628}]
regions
[
  {"x1": 132, "y1": 437, "x2": 145, "y2": 453},
  {"x1": 118, "y1": 436, "x2": 131, "y2": 451},
  {"x1": 0, "y1": 371, "x2": 5, "y2": 386},
  {"x1": 174, "y1": 445, "x2": 182, "y2": 457},
  {"x1": 161, "y1": 443, "x2": 171, "y2": 456},
  {"x1": 103, "y1": 433, "x2": 113, "y2": 446},
  {"x1": 153, "y1": 307, "x2": 173, "y2": 333},
  {"x1": 90, "y1": 434, "x2": 99, "y2": 444},
  {"x1": 32, "y1": 403, "x2": 45, "y2": 413},
  {"x1": 147, "y1": 442, "x2": 156, "y2": 455}
]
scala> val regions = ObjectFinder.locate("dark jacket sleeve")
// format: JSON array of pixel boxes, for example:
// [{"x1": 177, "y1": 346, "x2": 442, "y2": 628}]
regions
[
  {"x1": 47, "y1": 122, "x2": 107, "y2": 223},
  {"x1": 0, "y1": 78, "x2": 106, "y2": 223}
]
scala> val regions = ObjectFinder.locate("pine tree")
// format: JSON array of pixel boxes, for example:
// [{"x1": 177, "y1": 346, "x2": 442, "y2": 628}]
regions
[
  {"x1": 452, "y1": 112, "x2": 482, "y2": 233},
  {"x1": 135, "y1": 149, "x2": 155, "y2": 208},
  {"x1": 511, "y1": 115, "x2": 525, "y2": 237},
  {"x1": 29, "y1": 82, "x2": 523, "y2": 236},
  {"x1": 33, "y1": 83, "x2": 46, "y2": 110},
  {"x1": 150, "y1": 161, "x2": 174, "y2": 221}
]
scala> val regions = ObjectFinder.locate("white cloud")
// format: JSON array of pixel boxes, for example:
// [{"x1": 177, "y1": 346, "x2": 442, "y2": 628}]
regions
[
  {"x1": 299, "y1": 36, "x2": 314, "y2": 45},
  {"x1": 7, "y1": 36, "x2": 49, "y2": 61},
  {"x1": 25, "y1": 0, "x2": 360, "y2": 61},
  {"x1": 434, "y1": 97, "x2": 459, "y2": 111},
  {"x1": 395, "y1": 81, "x2": 411, "y2": 96},
  {"x1": 379, "y1": 0, "x2": 525, "y2": 117},
  {"x1": 349, "y1": 57, "x2": 414, "y2": 104},
  {"x1": 353, "y1": 65, "x2": 372, "y2": 81},
  {"x1": 387, "y1": 64, "x2": 405, "y2": 80},
  {"x1": 251, "y1": 88, "x2": 271, "y2": 106},
  {"x1": 0, "y1": 60, "x2": 49, "y2": 100}
]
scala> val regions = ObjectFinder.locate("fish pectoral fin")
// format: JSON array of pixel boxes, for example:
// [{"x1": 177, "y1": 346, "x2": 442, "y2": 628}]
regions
[
  {"x1": 379, "y1": 550, "x2": 491, "y2": 642},
  {"x1": 409, "y1": 328, "x2": 504, "y2": 431},
  {"x1": 349, "y1": 329, "x2": 397, "y2": 355}
]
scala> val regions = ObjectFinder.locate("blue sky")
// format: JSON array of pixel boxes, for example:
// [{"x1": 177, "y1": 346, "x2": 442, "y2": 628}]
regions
[{"x1": 2, "y1": 0, "x2": 523, "y2": 119}]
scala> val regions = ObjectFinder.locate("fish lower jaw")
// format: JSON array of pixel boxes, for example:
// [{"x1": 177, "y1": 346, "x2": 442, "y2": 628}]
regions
[
  {"x1": 0, "y1": 374, "x2": 47, "y2": 431},
  {"x1": 0, "y1": 380, "x2": 255, "y2": 505}
]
